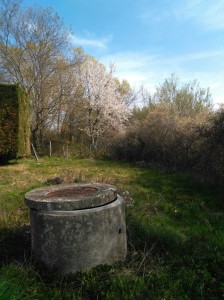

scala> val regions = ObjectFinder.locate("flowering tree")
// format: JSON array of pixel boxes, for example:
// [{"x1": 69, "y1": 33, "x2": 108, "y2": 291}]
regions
[{"x1": 81, "y1": 57, "x2": 131, "y2": 151}]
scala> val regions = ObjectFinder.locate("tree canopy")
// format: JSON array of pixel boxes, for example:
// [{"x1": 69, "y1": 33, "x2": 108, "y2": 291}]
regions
[
  {"x1": 153, "y1": 74, "x2": 212, "y2": 117},
  {"x1": 0, "y1": 1, "x2": 215, "y2": 157},
  {"x1": 0, "y1": 0, "x2": 132, "y2": 151}
]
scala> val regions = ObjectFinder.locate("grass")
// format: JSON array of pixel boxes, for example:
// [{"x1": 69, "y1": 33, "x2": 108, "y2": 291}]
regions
[{"x1": 0, "y1": 156, "x2": 223, "y2": 299}]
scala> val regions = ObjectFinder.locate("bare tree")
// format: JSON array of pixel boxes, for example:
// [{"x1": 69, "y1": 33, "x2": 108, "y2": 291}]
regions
[
  {"x1": 49, "y1": 48, "x2": 86, "y2": 142},
  {"x1": 0, "y1": 0, "x2": 71, "y2": 145}
]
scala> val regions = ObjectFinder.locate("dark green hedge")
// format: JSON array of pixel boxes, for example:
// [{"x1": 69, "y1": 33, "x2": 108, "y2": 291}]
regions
[{"x1": 0, "y1": 84, "x2": 30, "y2": 163}]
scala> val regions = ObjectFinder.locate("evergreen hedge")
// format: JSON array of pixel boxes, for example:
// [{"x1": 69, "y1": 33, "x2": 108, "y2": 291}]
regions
[{"x1": 0, "y1": 84, "x2": 30, "y2": 163}]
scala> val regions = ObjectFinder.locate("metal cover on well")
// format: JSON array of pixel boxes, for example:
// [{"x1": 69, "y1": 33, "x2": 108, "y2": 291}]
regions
[{"x1": 24, "y1": 183, "x2": 117, "y2": 211}]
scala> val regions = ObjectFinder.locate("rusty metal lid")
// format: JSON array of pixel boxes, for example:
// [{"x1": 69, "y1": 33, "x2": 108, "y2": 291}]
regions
[{"x1": 24, "y1": 183, "x2": 117, "y2": 211}]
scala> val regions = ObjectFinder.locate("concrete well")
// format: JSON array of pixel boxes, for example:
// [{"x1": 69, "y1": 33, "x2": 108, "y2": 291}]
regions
[{"x1": 24, "y1": 183, "x2": 127, "y2": 274}]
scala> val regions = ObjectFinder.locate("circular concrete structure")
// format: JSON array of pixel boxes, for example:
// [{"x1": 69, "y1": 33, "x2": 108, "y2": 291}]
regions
[{"x1": 25, "y1": 183, "x2": 127, "y2": 274}]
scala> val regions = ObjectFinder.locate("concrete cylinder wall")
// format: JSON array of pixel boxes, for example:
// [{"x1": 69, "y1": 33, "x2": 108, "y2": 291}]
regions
[{"x1": 25, "y1": 184, "x2": 127, "y2": 274}]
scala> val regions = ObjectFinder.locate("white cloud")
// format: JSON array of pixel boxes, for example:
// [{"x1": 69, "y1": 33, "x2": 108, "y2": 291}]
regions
[
  {"x1": 139, "y1": 1, "x2": 224, "y2": 30},
  {"x1": 100, "y1": 50, "x2": 224, "y2": 107},
  {"x1": 176, "y1": 0, "x2": 224, "y2": 30},
  {"x1": 71, "y1": 33, "x2": 112, "y2": 49},
  {"x1": 173, "y1": 50, "x2": 224, "y2": 62},
  {"x1": 139, "y1": 8, "x2": 169, "y2": 25},
  {"x1": 101, "y1": 52, "x2": 158, "y2": 90}
]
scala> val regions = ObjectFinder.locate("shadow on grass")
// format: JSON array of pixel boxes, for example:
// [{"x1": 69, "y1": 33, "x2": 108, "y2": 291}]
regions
[{"x1": 0, "y1": 225, "x2": 31, "y2": 267}]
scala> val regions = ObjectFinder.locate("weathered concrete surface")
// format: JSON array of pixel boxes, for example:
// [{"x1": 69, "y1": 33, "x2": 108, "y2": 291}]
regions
[
  {"x1": 25, "y1": 183, "x2": 117, "y2": 210},
  {"x1": 25, "y1": 184, "x2": 127, "y2": 274}
]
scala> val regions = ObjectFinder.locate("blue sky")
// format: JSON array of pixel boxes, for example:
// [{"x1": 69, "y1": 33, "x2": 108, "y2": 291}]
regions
[{"x1": 23, "y1": 0, "x2": 224, "y2": 107}]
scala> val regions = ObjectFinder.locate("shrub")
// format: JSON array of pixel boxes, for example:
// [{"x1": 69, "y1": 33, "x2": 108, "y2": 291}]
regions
[{"x1": 110, "y1": 104, "x2": 224, "y2": 185}]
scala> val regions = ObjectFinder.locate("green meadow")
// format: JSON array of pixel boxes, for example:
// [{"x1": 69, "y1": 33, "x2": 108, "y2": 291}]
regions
[{"x1": 0, "y1": 157, "x2": 223, "y2": 299}]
